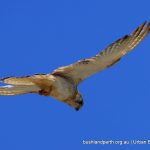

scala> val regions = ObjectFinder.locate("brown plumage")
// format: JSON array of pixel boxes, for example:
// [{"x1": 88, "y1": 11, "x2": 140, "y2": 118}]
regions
[{"x1": 0, "y1": 22, "x2": 150, "y2": 110}]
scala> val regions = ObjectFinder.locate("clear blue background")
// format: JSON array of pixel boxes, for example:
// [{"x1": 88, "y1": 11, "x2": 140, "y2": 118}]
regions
[{"x1": 0, "y1": 0, "x2": 150, "y2": 150}]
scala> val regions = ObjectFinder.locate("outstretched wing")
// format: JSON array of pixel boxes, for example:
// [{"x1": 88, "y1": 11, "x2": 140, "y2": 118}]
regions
[
  {"x1": 0, "y1": 85, "x2": 40, "y2": 96},
  {"x1": 0, "y1": 74, "x2": 50, "y2": 96},
  {"x1": 52, "y1": 22, "x2": 150, "y2": 84}
]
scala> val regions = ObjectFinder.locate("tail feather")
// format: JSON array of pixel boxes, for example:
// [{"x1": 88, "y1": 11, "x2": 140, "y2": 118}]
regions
[{"x1": 0, "y1": 85, "x2": 40, "y2": 96}]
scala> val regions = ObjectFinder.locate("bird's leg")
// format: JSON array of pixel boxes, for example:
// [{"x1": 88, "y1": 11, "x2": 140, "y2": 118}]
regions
[
  {"x1": 39, "y1": 89, "x2": 50, "y2": 96},
  {"x1": 38, "y1": 86, "x2": 52, "y2": 96}
]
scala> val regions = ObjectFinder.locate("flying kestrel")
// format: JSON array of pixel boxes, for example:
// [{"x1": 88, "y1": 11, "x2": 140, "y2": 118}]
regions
[{"x1": 0, "y1": 22, "x2": 150, "y2": 110}]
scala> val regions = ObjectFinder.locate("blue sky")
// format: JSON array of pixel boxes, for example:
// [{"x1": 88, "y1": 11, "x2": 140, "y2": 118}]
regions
[{"x1": 0, "y1": 0, "x2": 150, "y2": 150}]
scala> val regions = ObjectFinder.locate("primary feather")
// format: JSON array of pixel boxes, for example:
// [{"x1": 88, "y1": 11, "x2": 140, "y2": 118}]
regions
[
  {"x1": 52, "y1": 22, "x2": 150, "y2": 84},
  {"x1": 0, "y1": 85, "x2": 40, "y2": 96},
  {"x1": 0, "y1": 74, "x2": 50, "y2": 96}
]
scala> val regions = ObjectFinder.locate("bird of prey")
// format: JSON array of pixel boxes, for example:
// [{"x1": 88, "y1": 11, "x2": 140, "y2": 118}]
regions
[{"x1": 0, "y1": 22, "x2": 150, "y2": 110}]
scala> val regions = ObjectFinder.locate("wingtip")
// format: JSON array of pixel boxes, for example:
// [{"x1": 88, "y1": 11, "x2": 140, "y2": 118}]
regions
[
  {"x1": 142, "y1": 21, "x2": 147, "y2": 25},
  {"x1": 0, "y1": 77, "x2": 12, "y2": 83},
  {"x1": 143, "y1": 21, "x2": 150, "y2": 27},
  {"x1": 140, "y1": 21, "x2": 150, "y2": 27},
  {"x1": 137, "y1": 21, "x2": 150, "y2": 34},
  {"x1": 0, "y1": 78, "x2": 5, "y2": 83},
  {"x1": 142, "y1": 20, "x2": 150, "y2": 24},
  {"x1": 146, "y1": 21, "x2": 150, "y2": 33}
]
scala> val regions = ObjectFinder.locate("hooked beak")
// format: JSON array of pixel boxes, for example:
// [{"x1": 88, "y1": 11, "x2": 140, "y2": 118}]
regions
[{"x1": 74, "y1": 100, "x2": 84, "y2": 111}]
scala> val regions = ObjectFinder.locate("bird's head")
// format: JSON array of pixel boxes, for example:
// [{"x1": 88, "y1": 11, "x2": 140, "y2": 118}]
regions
[
  {"x1": 74, "y1": 92, "x2": 84, "y2": 111},
  {"x1": 66, "y1": 92, "x2": 84, "y2": 111}
]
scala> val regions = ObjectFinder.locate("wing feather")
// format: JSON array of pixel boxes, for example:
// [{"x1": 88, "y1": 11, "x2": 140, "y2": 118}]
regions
[
  {"x1": 0, "y1": 74, "x2": 51, "y2": 96},
  {"x1": 52, "y1": 22, "x2": 150, "y2": 84},
  {"x1": 1, "y1": 76, "x2": 35, "y2": 85},
  {"x1": 0, "y1": 85, "x2": 40, "y2": 96},
  {"x1": 0, "y1": 74, "x2": 47, "y2": 86}
]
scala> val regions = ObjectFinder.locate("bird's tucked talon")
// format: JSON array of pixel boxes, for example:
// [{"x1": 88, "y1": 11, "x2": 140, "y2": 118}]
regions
[{"x1": 39, "y1": 89, "x2": 50, "y2": 96}]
